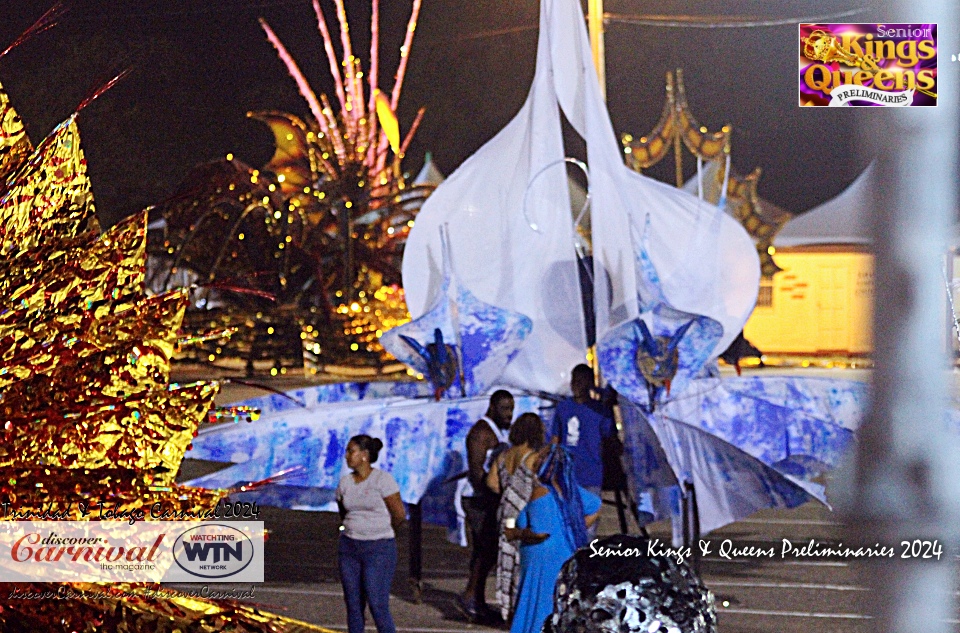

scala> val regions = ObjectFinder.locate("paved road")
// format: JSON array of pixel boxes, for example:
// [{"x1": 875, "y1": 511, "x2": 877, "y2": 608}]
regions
[{"x1": 170, "y1": 478, "x2": 890, "y2": 633}]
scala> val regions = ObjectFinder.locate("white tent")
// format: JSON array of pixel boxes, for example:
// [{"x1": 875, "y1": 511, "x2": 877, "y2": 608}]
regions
[
  {"x1": 413, "y1": 152, "x2": 446, "y2": 187},
  {"x1": 744, "y1": 164, "x2": 875, "y2": 355},
  {"x1": 775, "y1": 164, "x2": 874, "y2": 247}
]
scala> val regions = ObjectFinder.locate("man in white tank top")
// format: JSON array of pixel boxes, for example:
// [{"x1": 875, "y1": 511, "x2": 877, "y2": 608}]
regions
[{"x1": 458, "y1": 389, "x2": 514, "y2": 622}]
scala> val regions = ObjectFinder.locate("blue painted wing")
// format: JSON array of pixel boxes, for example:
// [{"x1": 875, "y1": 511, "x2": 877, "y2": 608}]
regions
[
  {"x1": 185, "y1": 389, "x2": 553, "y2": 541},
  {"x1": 381, "y1": 273, "x2": 532, "y2": 398},
  {"x1": 620, "y1": 400, "x2": 824, "y2": 535},
  {"x1": 599, "y1": 218, "x2": 724, "y2": 409},
  {"x1": 599, "y1": 309, "x2": 722, "y2": 410}
]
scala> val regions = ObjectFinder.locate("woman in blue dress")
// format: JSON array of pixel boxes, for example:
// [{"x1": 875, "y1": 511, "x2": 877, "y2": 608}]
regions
[{"x1": 507, "y1": 445, "x2": 601, "y2": 633}]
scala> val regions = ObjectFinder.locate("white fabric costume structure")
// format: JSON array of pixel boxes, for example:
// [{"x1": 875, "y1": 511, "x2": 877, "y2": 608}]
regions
[
  {"x1": 401, "y1": 0, "x2": 867, "y2": 538},
  {"x1": 402, "y1": 0, "x2": 759, "y2": 395},
  {"x1": 187, "y1": 0, "x2": 868, "y2": 540}
]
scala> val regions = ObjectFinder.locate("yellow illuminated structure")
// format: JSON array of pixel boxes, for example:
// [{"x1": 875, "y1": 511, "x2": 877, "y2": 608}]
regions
[{"x1": 744, "y1": 246, "x2": 873, "y2": 355}]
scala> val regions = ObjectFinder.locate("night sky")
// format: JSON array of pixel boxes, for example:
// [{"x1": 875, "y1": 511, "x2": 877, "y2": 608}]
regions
[{"x1": 1, "y1": 0, "x2": 876, "y2": 226}]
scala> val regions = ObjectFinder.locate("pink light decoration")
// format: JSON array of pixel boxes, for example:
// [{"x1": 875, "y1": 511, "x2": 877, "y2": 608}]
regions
[
  {"x1": 375, "y1": 0, "x2": 422, "y2": 172},
  {"x1": 399, "y1": 106, "x2": 426, "y2": 157},
  {"x1": 0, "y1": 2, "x2": 66, "y2": 59},
  {"x1": 263, "y1": 1, "x2": 422, "y2": 176},
  {"x1": 364, "y1": 0, "x2": 381, "y2": 168},
  {"x1": 368, "y1": 0, "x2": 380, "y2": 116},
  {"x1": 259, "y1": 19, "x2": 335, "y2": 147},
  {"x1": 311, "y1": 0, "x2": 349, "y2": 118},
  {"x1": 332, "y1": 0, "x2": 360, "y2": 140},
  {"x1": 320, "y1": 93, "x2": 348, "y2": 162},
  {"x1": 77, "y1": 67, "x2": 132, "y2": 113},
  {"x1": 391, "y1": 0, "x2": 422, "y2": 111},
  {"x1": 352, "y1": 58, "x2": 366, "y2": 132}
]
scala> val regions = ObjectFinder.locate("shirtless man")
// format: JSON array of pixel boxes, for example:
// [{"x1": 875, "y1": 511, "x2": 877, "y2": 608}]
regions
[{"x1": 458, "y1": 389, "x2": 514, "y2": 622}]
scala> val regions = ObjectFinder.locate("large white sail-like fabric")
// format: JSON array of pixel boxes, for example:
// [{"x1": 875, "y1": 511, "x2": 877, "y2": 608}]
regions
[
  {"x1": 401, "y1": 3, "x2": 587, "y2": 395},
  {"x1": 402, "y1": 0, "x2": 759, "y2": 394},
  {"x1": 540, "y1": 0, "x2": 760, "y2": 354}
]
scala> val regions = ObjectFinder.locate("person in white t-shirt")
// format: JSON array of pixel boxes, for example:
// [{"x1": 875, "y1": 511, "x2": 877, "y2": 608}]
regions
[{"x1": 337, "y1": 435, "x2": 406, "y2": 633}]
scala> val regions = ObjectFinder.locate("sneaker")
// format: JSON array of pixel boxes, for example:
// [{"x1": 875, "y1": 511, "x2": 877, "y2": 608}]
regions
[{"x1": 456, "y1": 595, "x2": 481, "y2": 622}]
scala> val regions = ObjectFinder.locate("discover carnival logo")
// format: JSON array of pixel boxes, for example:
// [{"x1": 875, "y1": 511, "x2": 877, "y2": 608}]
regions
[
  {"x1": 799, "y1": 23, "x2": 937, "y2": 107},
  {"x1": 0, "y1": 521, "x2": 263, "y2": 583}
]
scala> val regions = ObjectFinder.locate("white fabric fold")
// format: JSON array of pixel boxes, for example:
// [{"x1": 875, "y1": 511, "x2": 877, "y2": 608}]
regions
[{"x1": 402, "y1": 0, "x2": 760, "y2": 394}]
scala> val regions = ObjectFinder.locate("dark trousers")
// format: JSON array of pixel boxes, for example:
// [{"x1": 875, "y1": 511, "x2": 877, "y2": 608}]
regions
[
  {"x1": 464, "y1": 495, "x2": 499, "y2": 600},
  {"x1": 338, "y1": 535, "x2": 397, "y2": 633}
]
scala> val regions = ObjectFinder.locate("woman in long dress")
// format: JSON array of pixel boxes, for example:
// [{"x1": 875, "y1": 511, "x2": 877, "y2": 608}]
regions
[
  {"x1": 486, "y1": 413, "x2": 546, "y2": 622},
  {"x1": 506, "y1": 445, "x2": 601, "y2": 633}
]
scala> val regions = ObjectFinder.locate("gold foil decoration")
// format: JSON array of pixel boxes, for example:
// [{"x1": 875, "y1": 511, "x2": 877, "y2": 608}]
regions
[
  {"x1": 0, "y1": 341, "x2": 172, "y2": 420},
  {"x1": 0, "y1": 467, "x2": 225, "y2": 521},
  {"x1": 0, "y1": 74, "x2": 218, "y2": 499},
  {"x1": 1, "y1": 212, "x2": 146, "y2": 326},
  {"x1": 0, "y1": 116, "x2": 98, "y2": 258},
  {"x1": 0, "y1": 29, "x2": 345, "y2": 633},
  {"x1": 0, "y1": 289, "x2": 186, "y2": 391},
  {"x1": 0, "y1": 81, "x2": 31, "y2": 182},
  {"x1": 0, "y1": 382, "x2": 217, "y2": 483}
]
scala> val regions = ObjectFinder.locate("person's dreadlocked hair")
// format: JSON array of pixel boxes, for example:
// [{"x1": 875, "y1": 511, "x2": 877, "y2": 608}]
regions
[{"x1": 538, "y1": 444, "x2": 589, "y2": 549}]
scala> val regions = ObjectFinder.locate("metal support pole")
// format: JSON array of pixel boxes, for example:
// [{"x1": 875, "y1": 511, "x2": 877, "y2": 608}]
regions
[
  {"x1": 587, "y1": 0, "x2": 605, "y2": 101},
  {"x1": 680, "y1": 485, "x2": 690, "y2": 547},
  {"x1": 683, "y1": 481, "x2": 700, "y2": 575},
  {"x1": 408, "y1": 502, "x2": 423, "y2": 603},
  {"x1": 613, "y1": 487, "x2": 629, "y2": 533},
  {"x1": 850, "y1": 9, "x2": 960, "y2": 632},
  {"x1": 339, "y1": 199, "x2": 354, "y2": 299}
]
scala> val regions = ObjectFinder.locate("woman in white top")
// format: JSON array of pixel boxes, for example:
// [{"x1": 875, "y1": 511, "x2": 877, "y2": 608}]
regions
[{"x1": 336, "y1": 435, "x2": 406, "y2": 633}]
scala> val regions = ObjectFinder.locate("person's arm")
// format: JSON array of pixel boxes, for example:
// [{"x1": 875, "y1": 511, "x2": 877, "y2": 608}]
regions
[
  {"x1": 601, "y1": 409, "x2": 614, "y2": 438},
  {"x1": 336, "y1": 481, "x2": 346, "y2": 523},
  {"x1": 486, "y1": 457, "x2": 502, "y2": 494},
  {"x1": 580, "y1": 486, "x2": 602, "y2": 529},
  {"x1": 505, "y1": 527, "x2": 550, "y2": 544},
  {"x1": 504, "y1": 497, "x2": 549, "y2": 544},
  {"x1": 550, "y1": 403, "x2": 566, "y2": 443},
  {"x1": 466, "y1": 424, "x2": 495, "y2": 494},
  {"x1": 383, "y1": 492, "x2": 406, "y2": 530}
]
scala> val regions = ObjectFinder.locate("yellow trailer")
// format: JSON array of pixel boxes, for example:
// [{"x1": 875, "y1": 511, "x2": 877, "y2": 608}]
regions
[{"x1": 744, "y1": 245, "x2": 873, "y2": 355}]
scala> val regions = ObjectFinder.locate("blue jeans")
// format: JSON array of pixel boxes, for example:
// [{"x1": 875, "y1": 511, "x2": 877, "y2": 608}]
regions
[{"x1": 338, "y1": 535, "x2": 397, "y2": 633}]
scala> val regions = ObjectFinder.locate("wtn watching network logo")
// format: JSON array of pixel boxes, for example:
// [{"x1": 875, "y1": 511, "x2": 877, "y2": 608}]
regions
[{"x1": 170, "y1": 523, "x2": 260, "y2": 580}]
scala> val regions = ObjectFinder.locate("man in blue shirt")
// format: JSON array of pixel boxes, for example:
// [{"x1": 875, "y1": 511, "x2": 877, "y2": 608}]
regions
[{"x1": 551, "y1": 364, "x2": 616, "y2": 498}]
